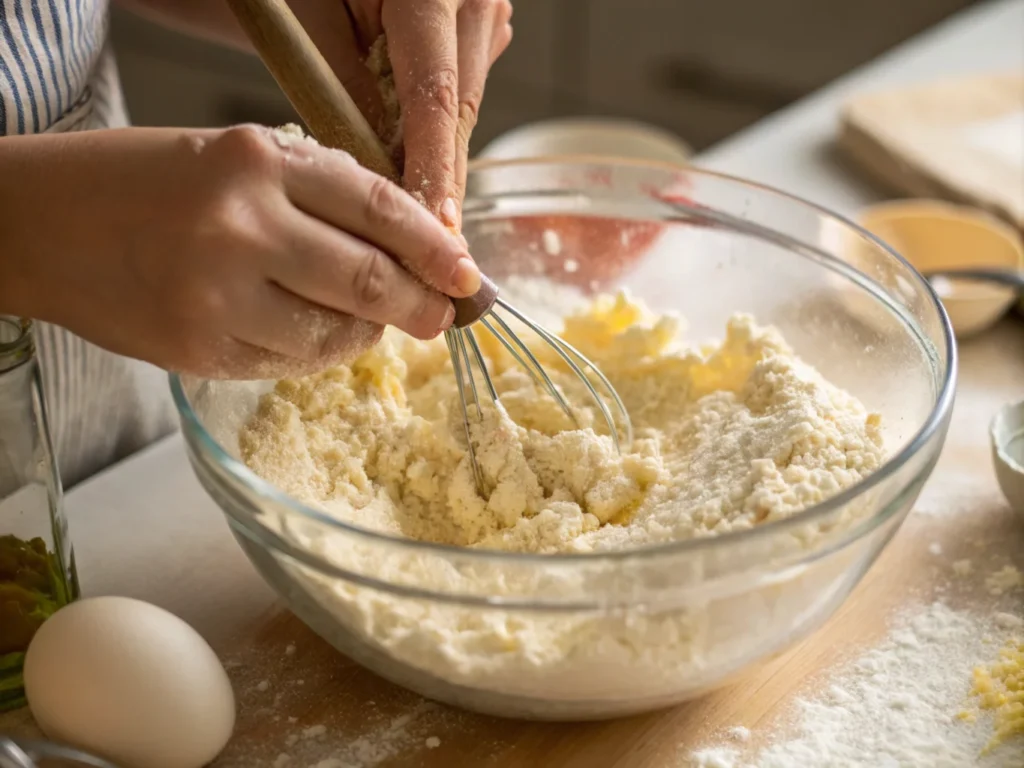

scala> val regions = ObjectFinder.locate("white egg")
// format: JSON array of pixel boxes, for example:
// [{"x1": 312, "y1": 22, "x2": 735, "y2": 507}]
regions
[{"x1": 24, "y1": 596, "x2": 235, "y2": 768}]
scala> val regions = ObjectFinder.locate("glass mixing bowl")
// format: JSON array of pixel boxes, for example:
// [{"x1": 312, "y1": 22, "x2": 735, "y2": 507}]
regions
[{"x1": 170, "y1": 158, "x2": 956, "y2": 721}]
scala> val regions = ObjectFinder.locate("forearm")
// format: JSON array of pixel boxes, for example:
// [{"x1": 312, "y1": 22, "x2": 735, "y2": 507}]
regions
[
  {"x1": 0, "y1": 129, "x2": 183, "y2": 322},
  {"x1": 0, "y1": 134, "x2": 66, "y2": 319}
]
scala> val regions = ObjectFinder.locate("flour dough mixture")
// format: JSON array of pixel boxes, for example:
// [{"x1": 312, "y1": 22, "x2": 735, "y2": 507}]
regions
[{"x1": 240, "y1": 291, "x2": 885, "y2": 554}]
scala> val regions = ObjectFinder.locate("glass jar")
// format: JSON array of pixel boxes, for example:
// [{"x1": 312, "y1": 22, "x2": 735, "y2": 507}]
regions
[{"x1": 0, "y1": 318, "x2": 78, "y2": 711}]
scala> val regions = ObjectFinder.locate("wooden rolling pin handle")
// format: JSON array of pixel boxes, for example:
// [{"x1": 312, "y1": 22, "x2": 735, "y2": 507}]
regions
[{"x1": 225, "y1": 0, "x2": 399, "y2": 183}]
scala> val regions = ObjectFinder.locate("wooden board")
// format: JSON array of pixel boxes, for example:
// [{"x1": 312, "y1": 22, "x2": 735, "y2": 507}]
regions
[
  {"x1": 837, "y1": 73, "x2": 1024, "y2": 233},
  {"x1": 2, "y1": 319, "x2": 1021, "y2": 767}
]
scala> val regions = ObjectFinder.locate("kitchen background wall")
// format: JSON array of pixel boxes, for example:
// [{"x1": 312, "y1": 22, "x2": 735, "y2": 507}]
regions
[{"x1": 111, "y1": 0, "x2": 977, "y2": 153}]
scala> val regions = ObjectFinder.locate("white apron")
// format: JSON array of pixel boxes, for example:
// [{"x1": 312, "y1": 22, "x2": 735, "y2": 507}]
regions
[{"x1": 1, "y1": 0, "x2": 177, "y2": 487}]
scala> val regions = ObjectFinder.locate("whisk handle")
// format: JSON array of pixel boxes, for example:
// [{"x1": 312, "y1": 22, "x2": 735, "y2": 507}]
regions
[
  {"x1": 225, "y1": 0, "x2": 399, "y2": 182},
  {"x1": 452, "y1": 275, "x2": 499, "y2": 327}
]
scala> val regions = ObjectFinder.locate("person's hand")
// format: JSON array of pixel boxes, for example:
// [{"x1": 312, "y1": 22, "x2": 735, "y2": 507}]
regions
[
  {"x1": 0, "y1": 125, "x2": 482, "y2": 379},
  {"x1": 295, "y1": 0, "x2": 513, "y2": 224}
]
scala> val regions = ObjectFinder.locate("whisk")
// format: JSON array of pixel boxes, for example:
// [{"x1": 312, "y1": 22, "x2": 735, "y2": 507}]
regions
[
  {"x1": 227, "y1": 0, "x2": 633, "y2": 490},
  {"x1": 444, "y1": 292, "x2": 632, "y2": 490}
]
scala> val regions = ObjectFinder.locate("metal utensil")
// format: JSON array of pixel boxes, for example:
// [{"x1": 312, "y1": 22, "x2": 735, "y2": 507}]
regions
[
  {"x1": 924, "y1": 267, "x2": 1024, "y2": 290},
  {"x1": 0, "y1": 737, "x2": 118, "y2": 768}
]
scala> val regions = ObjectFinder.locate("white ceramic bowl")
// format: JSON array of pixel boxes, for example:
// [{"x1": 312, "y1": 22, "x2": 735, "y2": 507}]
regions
[
  {"x1": 992, "y1": 399, "x2": 1024, "y2": 516},
  {"x1": 479, "y1": 117, "x2": 693, "y2": 165}
]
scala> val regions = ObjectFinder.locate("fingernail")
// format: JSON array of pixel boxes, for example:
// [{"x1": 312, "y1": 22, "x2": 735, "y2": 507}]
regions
[
  {"x1": 439, "y1": 301, "x2": 456, "y2": 334},
  {"x1": 452, "y1": 257, "x2": 482, "y2": 296},
  {"x1": 440, "y1": 197, "x2": 459, "y2": 227}
]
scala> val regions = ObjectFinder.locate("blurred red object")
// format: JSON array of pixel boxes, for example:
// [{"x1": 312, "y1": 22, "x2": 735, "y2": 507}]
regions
[
  {"x1": 496, "y1": 184, "x2": 702, "y2": 291},
  {"x1": 501, "y1": 215, "x2": 663, "y2": 290}
]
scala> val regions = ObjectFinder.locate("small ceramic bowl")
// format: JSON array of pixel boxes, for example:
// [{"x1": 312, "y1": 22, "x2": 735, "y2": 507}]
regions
[
  {"x1": 858, "y1": 200, "x2": 1024, "y2": 338},
  {"x1": 992, "y1": 400, "x2": 1024, "y2": 516},
  {"x1": 478, "y1": 117, "x2": 693, "y2": 165}
]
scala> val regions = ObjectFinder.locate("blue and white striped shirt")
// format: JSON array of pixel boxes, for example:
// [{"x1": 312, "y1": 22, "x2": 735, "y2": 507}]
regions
[{"x1": 2, "y1": 0, "x2": 177, "y2": 487}]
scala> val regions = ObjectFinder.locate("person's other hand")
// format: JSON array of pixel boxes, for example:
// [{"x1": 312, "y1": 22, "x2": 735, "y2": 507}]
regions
[
  {"x1": 296, "y1": 0, "x2": 513, "y2": 224},
  {"x1": 0, "y1": 126, "x2": 482, "y2": 379}
]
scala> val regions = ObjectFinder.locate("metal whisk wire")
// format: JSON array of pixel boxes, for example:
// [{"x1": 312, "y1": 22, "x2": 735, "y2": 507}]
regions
[{"x1": 445, "y1": 296, "x2": 633, "y2": 494}]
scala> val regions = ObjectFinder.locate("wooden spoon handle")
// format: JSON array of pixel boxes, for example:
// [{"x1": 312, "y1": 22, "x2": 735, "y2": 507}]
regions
[{"x1": 225, "y1": 0, "x2": 399, "y2": 182}]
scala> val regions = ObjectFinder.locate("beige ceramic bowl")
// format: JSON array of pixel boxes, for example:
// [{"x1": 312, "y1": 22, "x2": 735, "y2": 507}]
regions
[
  {"x1": 858, "y1": 201, "x2": 1024, "y2": 338},
  {"x1": 478, "y1": 117, "x2": 693, "y2": 165}
]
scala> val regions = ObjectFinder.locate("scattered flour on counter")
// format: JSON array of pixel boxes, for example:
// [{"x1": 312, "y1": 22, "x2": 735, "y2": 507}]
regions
[
  {"x1": 912, "y1": 469, "x2": 985, "y2": 517},
  {"x1": 686, "y1": 602, "x2": 1024, "y2": 767},
  {"x1": 986, "y1": 565, "x2": 1023, "y2": 596},
  {"x1": 691, "y1": 748, "x2": 740, "y2": 768},
  {"x1": 262, "y1": 703, "x2": 438, "y2": 768},
  {"x1": 313, "y1": 704, "x2": 433, "y2": 767},
  {"x1": 955, "y1": 559, "x2": 975, "y2": 577},
  {"x1": 727, "y1": 727, "x2": 751, "y2": 743}
]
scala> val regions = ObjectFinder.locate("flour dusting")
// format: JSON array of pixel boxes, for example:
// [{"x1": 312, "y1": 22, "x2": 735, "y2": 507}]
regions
[{"x1": 687, "y1": 602, "x2": 1024, "y2": 767}]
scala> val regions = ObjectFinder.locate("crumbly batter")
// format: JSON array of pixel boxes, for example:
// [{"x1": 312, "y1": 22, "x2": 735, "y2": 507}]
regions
[{"x1": 240, "y1": 292, "x2": 885, "y2": 554}]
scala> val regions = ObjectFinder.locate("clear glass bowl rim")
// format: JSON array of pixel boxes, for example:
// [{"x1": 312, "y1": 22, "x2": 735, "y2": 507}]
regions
[{"x1": 168, "y1": 156, "x2": 958, "y2": 566}]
